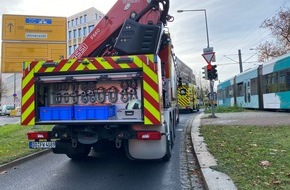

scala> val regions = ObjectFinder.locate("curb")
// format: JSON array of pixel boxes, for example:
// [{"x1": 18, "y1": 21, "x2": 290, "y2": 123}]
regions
[
  {"x1": 191, "y1": 112, "x2": 237, "y2": 190},
  {"x1": 0, "y1": 150, "x2": 51, "y2": 172}
]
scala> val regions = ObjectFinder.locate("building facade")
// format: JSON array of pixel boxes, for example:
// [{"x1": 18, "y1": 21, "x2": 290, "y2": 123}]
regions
[
  {"x1": 176, "y1": 57, "x2": 196, "y2": 85},
  {"x1": 67, "y1": 7, "x2": 104, "y2": 57}
]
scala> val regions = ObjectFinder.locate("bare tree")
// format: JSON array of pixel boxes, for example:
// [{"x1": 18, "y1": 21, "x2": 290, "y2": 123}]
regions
[{"x1": 257, "y1": 8, "x2": 290, "y2": 62}]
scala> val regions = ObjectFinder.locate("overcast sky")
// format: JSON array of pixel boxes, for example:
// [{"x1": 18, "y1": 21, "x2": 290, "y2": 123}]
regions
[{"x1": 0, "y1": 0, "x2": 289, "y2": 82}]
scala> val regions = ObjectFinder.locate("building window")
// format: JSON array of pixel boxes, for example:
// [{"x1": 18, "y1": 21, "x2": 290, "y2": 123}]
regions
[
  {"x1": 72, "y1": 19, "x2": 74, "y2": 26},
  {"x1": 84, "y1": 14, "x2": 87, "y2": 22},
  {"x1": 68, "y1": 31, "x2": 72, "y2": 39},
  {"x1": 73, "y1": 45, "x2": 77, "y2": 51},
  {"x1": 73, "y1": 29, "x2": 77, "y2": 38},
  {"x1": 83, "y1": 27, "x2": 87, "y2": 36},
  {"x1": 80, "y1": 16, "x2": 83, "y2": 24},
  {"x1": 69, "y1": 46, "x2": 72, "y2": 55},
  {"x1": 68, "y1": 21, "x2": 70, "y2": 28},
  {"x1": 76, "y1": 18, "x2": 78, "y2": 26},
  {"x1": 88, "y1": 25, "x2": 94, "y2": 33},
  {"x1": 78, "y1": 28, "x2": 82, "y2": 38}
]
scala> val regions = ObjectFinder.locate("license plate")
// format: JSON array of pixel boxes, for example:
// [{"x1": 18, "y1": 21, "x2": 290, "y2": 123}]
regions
[{"x1": 29, "y1": 141, "x2": 56, "y2": 149}]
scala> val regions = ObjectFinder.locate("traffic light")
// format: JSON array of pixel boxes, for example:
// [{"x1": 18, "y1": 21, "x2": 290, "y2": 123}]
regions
[
  {"x1": 207, "y1": 64, "x2": 218, "y2": 80},
  {"x1": 211, "y1": 65, "x2": 218, "y2": 80},
  {"x1": 202, "y1": 66, "x2": 208, "y2": 80},
  {"x1": 178, "y1": 77, "x2": 182, "y2": 87}
]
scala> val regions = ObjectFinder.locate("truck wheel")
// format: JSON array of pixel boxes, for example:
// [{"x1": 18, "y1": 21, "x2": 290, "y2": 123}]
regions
[
  {"x1": 162, "y1": 136, "x2": 172, "y2": 161},
  {"x1": 162, "y1": 124, "x2": 172, "y2": 162},
  {"x1": 66, "y1": 144, "x2": 91, "y2": 160}
]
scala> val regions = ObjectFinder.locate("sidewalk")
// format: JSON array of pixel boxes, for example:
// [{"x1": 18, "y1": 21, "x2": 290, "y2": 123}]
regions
[{"x1": 191, "y1": 111, "x2": 290, "y2": 190}]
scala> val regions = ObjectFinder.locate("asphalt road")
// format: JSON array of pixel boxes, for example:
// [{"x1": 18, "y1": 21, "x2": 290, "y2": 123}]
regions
[{"x1": 0, "y1": 113, "x2": 204, "y2": 190}]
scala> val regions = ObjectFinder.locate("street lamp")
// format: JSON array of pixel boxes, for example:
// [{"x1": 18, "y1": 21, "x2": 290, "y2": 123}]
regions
[
  {"x1": 177, "y1": 9, "x2": 210, "y2": 48},
  {"x1": 177, "y1": 9, "x2": 216, "y2": 118}
]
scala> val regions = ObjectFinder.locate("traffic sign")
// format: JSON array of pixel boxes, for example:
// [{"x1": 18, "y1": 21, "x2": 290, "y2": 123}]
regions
[
  {"x1": 203, "y1": 47, "x2": 214, "y2": 54},
  {"x1": 1, "y1": 42, "x2": 66, "y2": 73},
  {"x1": 2, "y1": 14, "x2": 66, "y2": 42},
  {"x1": 202, "y1": 52, "x2": 215, "y2": 64},
  {"x1": 2, "y1": 14, "x2": 67, "y2": 73}
]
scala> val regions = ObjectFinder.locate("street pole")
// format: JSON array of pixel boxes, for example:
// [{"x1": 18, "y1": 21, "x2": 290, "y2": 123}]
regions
[
  {"x1": 177, "y1": 9, "x2": 216, "y2": 118},
  {"x1": 177, "y1": 9, "x2": 210, "y2": 48},
  {"x1": 14, "y1": 73, "x2": 16, "y2": 109},
  {"x1": 210, "y1": 80, "x2": 215, "y2": 118},
  {"x1": 238, "y1": 49, "x2": 243, "y2": 73}
]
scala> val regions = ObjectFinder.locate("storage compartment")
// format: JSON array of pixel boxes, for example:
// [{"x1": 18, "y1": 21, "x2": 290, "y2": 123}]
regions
[
  {"x1": 114, "y1": 19, "x2": 162, "y2": 55},
  {"x1": 74, "y1": 105, "x2": 116, "y2": 120},
  {"x1": 117, "y1": 109, "x2": 142, "y2": 120},
  {"x1": 39, "y1": 106, "x2": 73, "y2": 121}
]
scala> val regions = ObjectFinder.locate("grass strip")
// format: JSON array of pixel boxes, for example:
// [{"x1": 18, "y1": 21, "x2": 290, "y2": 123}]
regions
[
  {"x1": 200, "y1": 125, "x2": 290, "y2": 190},
  {"x1": 204, "y1": 106, "x2": 247, "y2": 113},
  {"x1": 0, "y1": 124, "x2": 52, "y2": 165}
]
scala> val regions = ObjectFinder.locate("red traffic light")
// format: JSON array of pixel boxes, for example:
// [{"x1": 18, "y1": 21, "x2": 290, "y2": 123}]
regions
[{"x1": 207, "y1": 65, "x2": 212, "y2": 70}]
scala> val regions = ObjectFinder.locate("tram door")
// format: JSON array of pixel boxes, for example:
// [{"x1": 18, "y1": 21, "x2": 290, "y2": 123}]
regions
[{"x1": 244, "y1": 80, "x2": 251, "y2": 106}]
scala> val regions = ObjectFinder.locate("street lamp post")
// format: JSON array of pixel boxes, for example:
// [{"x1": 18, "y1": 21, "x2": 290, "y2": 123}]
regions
[
  {"x1": 177, "y1": 9, "x2": 210, "y2": 48},
  {"x1": 177, "y1": 9, "x2": 216, "y2": 118}
]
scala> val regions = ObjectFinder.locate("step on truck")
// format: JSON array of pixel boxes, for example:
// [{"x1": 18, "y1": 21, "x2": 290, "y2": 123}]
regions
[{"x1": 22, "y1": 0, "x2": 179, "y2": 160}]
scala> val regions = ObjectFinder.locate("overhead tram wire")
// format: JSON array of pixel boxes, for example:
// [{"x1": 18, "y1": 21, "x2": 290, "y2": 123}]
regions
[
  {"x1": 230, "y1": 2, "x2": 287, "y2": 52},
  {"x1": 218, "y1": 1, "x2": 288, "y2": 63}
]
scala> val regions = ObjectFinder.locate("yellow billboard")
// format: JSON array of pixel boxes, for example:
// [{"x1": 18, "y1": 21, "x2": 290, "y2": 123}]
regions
[
  {"x1": 2, "y1": 14, "x2": 67, "y2": 42},
  {"x1": 1, "y1": 42, "x2": 66, "y2": 73}
]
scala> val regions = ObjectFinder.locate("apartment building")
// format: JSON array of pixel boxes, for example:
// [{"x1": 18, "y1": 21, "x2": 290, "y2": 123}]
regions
[
  {"x1": 176, "y1": 57, "x2": 196, "y2": 85},
  {"x1": 67, "y1": 7, "x2": 104, "y2": 57}
]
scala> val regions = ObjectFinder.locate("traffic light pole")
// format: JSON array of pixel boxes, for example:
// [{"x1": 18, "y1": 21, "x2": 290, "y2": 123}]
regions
[{"x1": 209, "y1": 80, "x2": 216, "y2": 118}]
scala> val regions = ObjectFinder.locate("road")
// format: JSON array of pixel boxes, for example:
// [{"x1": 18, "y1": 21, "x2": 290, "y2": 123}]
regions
[
  {"x1": 0, "y1": 113, "x2": 205, "y2": 190},
  {"x1": 0, "y1": 116, "x2": 20, "y2": 126}
]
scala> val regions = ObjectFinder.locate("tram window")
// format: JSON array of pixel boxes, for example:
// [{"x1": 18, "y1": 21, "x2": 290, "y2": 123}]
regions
[
  {"x1": 251, "y1": 78, "x2": 258, "y2": 95},
  {"x1": 286, "y1": 69, "x2": 290, "y2": 90},
  {"x1": 264, "y1": 73, "x2": 278, "y2": 93},
  {"x1": 262, "y1": 75, "x2": 267, "y2": 93},
  {"x1": 237, "y1": 82, "x2": 243, "y2": 96},
  {"x1": 271, "y1": 72, "x2": 278, "y2": 92},
  {"x1": 278, "y1": 70, "x2": 287, "y2": 92},
  {"x1": 217, "y1": 89, "x2": 223, "y2": 99},
  {"x1": 225, "y1": 87, "x2": 229, "y2": 98},
  {"x1": 229, "y1": 85, "x2": 233, "y2": 97}
]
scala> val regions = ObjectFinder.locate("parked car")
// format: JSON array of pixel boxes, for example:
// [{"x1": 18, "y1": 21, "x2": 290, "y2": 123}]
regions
[{"x1": 1, "y1": 105, "x2": 15, "y2": 116}]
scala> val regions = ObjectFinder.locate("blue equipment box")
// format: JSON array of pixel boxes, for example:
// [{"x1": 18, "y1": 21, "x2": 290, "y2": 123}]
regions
[
  {"x1": 74, "y1": 105, "x2": 116, "y2": 120},
  {"x1": 39, "y1": 106, "x2": 73, "y2": 121}
]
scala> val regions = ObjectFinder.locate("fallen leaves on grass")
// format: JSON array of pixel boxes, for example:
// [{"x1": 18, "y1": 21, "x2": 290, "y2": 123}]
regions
[
  {"x1": 260, "y1": 160, "x2": 270, "y2": 167},
  {"x1": 272, "y1": 179, "x2": 281, "y2": 185}
]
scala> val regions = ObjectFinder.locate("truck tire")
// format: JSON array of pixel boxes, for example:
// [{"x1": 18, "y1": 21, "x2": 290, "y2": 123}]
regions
[
  {"x1": 66, "y1": 144, "x2": 91, "y2": 160},
  {"x1": 162, "y1": 123, "x2": 172, "y2": 162}
]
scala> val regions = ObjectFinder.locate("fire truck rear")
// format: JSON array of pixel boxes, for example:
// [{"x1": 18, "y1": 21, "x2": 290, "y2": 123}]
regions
[{"x1": 22, "y1": 0, "x2": 179, "y2": 161}]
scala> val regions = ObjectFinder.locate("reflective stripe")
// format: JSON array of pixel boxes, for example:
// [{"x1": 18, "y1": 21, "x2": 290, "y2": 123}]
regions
[{"x1": 21, "y1": 55, "x2": 162, "y2": 125}]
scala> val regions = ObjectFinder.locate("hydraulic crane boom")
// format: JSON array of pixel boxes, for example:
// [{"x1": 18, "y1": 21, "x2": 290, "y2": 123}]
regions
[{"x1": 69, "y1": 0, "x2": 170, "y2": 59}]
